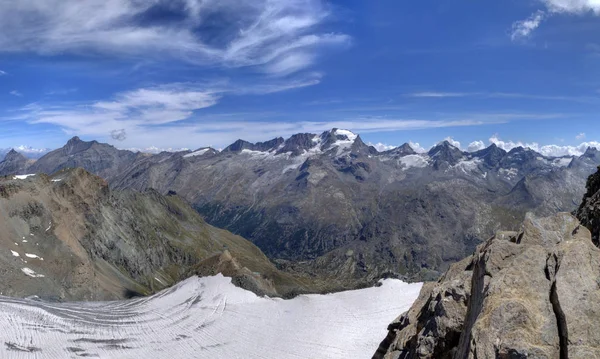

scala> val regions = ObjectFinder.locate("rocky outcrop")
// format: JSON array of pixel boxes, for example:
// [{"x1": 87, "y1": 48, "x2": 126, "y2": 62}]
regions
[
  {"x1": 577, "y1": 166, "x2": 600, "y2": 246},
  {"x1": 374, "y1": 212, "x2": 600, "y2": 358}
]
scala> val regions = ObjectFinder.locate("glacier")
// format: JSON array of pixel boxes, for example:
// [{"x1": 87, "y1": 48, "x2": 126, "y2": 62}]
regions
[{"x1": 0, "y1": 274, "x2": 422, "y2": 359}]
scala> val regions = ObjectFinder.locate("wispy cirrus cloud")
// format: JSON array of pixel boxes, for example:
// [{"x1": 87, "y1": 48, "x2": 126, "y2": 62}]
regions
[
  {"x1": 16, "y1": 87, "x2": 566, "y2": 149},
  {"x1": 12, "y1": 73, "x2": 324, "y2": 145},
  {"x1": 406, "y1": 91, "x2": 595, "y2": 103},
  {"x1": 9, "y1": 90, "x2": 23, "y2": 97},
  {"x1": 511, "y1": 10, "x2": 545, "y2": 40},
  {"x1": 511, "y1": 0, "x2": 600, "y2": 41},
  {"x1": 408, "y1": 92, "x2": 471, "y2": 98},
  {"x1": 0, "y1": 0, "x2": 349, "y2": 76}
]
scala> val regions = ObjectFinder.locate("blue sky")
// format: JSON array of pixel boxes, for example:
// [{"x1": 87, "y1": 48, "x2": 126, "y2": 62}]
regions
[{"x1": 1, "y1": 0, "x2": 600, "y2": 156}]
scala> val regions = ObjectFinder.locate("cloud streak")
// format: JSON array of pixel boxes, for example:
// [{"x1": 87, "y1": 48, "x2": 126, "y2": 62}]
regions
[
  {"x1": 408, "y1": 92, "x2": 471, "y2": 98},
  {"x1": 511, "y1": 0, "x2": 600, "y2": 40},
  {"x1": 0, "y1": 0, "x2": 349, "y2": 75},
  {"x1": 511, "y1": 11, "x2": 545, "y2": 40},
  {"x1": 407, "y1": 91, "x2": 594, "y2": 103}
]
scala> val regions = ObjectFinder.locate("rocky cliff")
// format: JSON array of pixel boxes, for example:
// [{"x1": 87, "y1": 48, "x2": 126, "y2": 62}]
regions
[
  {"x1": 576, "y1": 166, "x2": 600, "y2": 246},
  {"x1": 0, "y1": 169, "x2": 315, "y2": 301},
  {"x1": 374, "y1": 212, "x2": 600, "y2": 358}
]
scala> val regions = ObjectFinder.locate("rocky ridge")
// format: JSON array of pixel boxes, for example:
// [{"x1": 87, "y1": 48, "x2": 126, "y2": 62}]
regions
[{"x1": 374, "y1": 212, "x2": 600, "y2": 358}]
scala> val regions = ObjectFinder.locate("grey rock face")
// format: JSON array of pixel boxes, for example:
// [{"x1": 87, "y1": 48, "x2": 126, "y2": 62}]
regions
[
  {"x1": 0, "y1": 149, "x2": 30, "y2": 175},
  {"x1": 223, "y1": 137, "x2": 284, "y2": 153},
  {"x1": 276, "y1": 133, "x2": 319, "y2": 156},
  {"x1": 374, "y1": 213, "x2": 600, "y2": 359},
  {"x1": 576, "y1": 166, "x2": 600, "y2": 245},
  {"x1": 472, "y1": 143, "x2": 506, "y2": 168},
  {"x1": 428, "y1": 141, "x2": 466, "y2": 168}
]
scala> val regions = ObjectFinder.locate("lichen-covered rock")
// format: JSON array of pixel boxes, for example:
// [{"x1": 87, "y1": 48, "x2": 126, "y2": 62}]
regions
[{"x1": 375, "y1": 213, "x2": 600, "y2": 359}]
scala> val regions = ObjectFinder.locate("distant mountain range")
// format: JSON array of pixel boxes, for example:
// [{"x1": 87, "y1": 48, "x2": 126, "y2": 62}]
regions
[{"x1": 1, "y1": 129, "x2": 599, "y2": 285}]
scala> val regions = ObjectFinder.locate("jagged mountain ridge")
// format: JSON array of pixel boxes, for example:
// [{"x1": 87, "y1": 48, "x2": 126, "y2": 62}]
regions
[{"x1": 1, "y1": 129, "x2": 598, "y2": 284}]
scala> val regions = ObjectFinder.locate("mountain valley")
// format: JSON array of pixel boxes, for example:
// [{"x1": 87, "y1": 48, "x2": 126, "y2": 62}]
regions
[{"x1": 2, "y1": 129, "x2": 598, "y2": 287}]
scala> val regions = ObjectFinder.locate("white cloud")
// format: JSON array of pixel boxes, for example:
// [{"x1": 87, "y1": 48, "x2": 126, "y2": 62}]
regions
[
  {"x1": 0, "y1": 70, "x2": 6, "y2": 75},
  {"x1": 408, "y1": 92, "x2": 470, "y2": 98},
  {"x1": 9, "y1": 90, "x2": 22, "y2": 97},
  {"x1": 467, "y1": 140, "x2": 486, "y2": 152},
  {"x1": 512, "y1": 1, "x2": 600, "y2": 40},
  {"x1": 18, "y1": 88, "x2": 508, "y2": 149},
  {"x1": 576, "y1": 132, "x2": 586, "y2": 140},
  {"x1": 409, "y1": 141, "x2": 427, "y2": 153},
  {"x1": 14, "y1": 145, "x2": 50, "y2": 154},
  {"x1": 0, "y1": 0, "x2": 349, "y2": 75},
  {"x1": 542, "y1": 0, "x2": 600, "y2": 14},
  {"x1": 369, "y1": 143, "x2": 396, "y2": 152},
  {"x1": 443, "y1": 137, "x2": 461, "y2": 149},
  {"x1": 511, "y1": 11, "x2": 545, "y2": 40},
  {"x1": 489, "y1": 135, "x2": 600, "y2": 157}
]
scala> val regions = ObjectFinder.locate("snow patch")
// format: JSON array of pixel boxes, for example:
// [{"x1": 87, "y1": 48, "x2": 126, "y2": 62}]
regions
[
  {"x1": 399, "y1": 155, "x2": 429, "y2": 169},
  {"x1": 13, "y1": 174, "x2": 35, "y2": 180},
  {"x1": 499, "y1": 167, "x2": 519, "y2": 180},
  {"x1": 10, "y1": 250, "x2": 19, "y2": 257},
  {"x1": 184, "y1": 148, "x2": 210, "y2": 158},
  {"x1": 25, "y1": 253, "x2": 43, "y2": 261},
  {"x1": 329, "y1": 129, "x2": 358, "y2": 155},
  {"x1": 21, "y1": 268, "x2": 44, "y2": 278},
  {"x1": 334, "y1": 129, "x2": 358, "y2": 142},
  {"x1": 453, "y1": 158, "x2": 482, "y2": 174},
  {"x1": 551, "y1": 157, "x2": 572, "y2": 167}
]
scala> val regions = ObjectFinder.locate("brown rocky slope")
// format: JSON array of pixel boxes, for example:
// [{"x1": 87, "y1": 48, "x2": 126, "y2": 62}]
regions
[{"x1": 0, "y1": 168, "x2": 317, "y2": 301}]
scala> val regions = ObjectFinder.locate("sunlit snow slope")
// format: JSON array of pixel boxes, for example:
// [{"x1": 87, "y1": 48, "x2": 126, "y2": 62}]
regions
[{"x1": 1, "y1": 274, "x2": 422, "y2": 359}]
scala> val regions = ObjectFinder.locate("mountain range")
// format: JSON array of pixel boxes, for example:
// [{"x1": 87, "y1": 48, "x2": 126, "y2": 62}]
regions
[{"x1": 1, "y1": 129, "x2": 599, "y2": 286}]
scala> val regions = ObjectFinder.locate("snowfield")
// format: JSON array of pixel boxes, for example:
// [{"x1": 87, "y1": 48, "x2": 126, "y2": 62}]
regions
[{"x1": 0, "y1": 274, "x2": 422, "y2": 359}]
